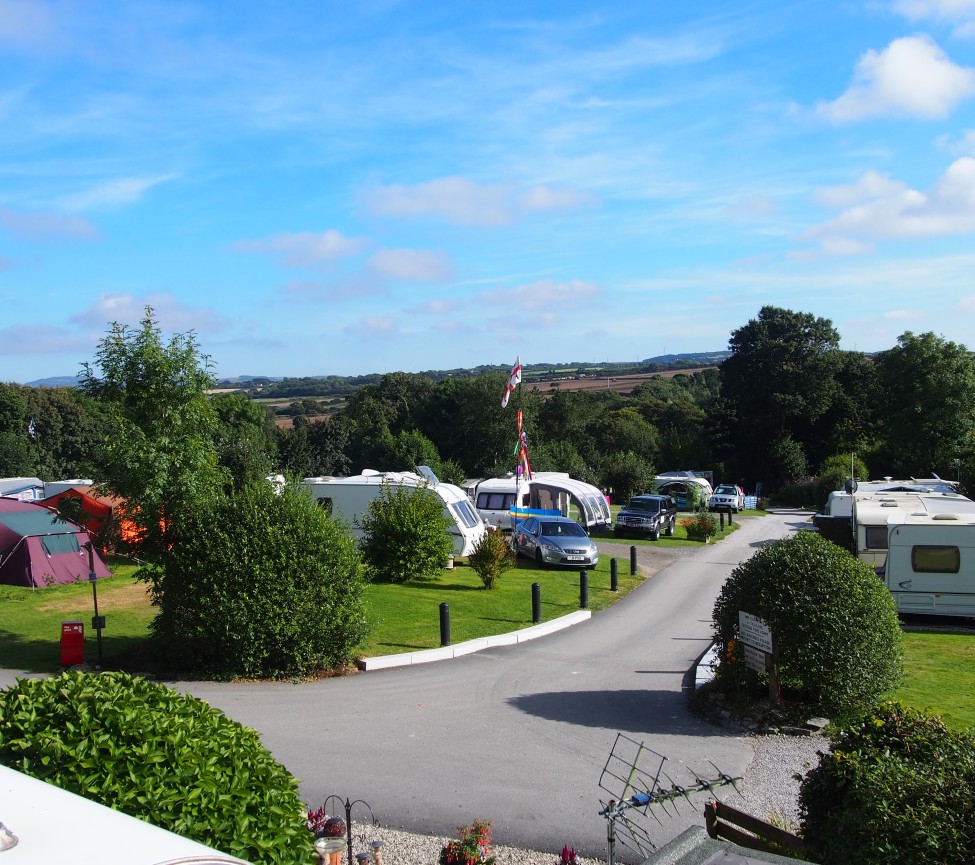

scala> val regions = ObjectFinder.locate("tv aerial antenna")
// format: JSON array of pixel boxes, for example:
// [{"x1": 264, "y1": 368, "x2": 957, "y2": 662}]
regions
[{"x1": 597, "y1": 733, "x2": 742, "y2": 865}]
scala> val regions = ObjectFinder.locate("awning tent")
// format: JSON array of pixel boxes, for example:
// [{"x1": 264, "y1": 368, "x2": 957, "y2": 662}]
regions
[
  {"x1": 0, "y1": 499, "x2": 112, "y2": 588},
  {"x1": 37, "y1": 485, "x2": 137, "y2": 555}
]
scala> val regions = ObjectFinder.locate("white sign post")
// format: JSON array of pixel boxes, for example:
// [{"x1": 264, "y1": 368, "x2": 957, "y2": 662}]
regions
[{"x1": 738, "y1": 611, "x2": 779, "y2": 703}]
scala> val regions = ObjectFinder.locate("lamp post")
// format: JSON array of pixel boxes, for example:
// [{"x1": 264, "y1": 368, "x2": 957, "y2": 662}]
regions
[{"x1": 84, "y1": 541, "x2": 104, "y2": 669}]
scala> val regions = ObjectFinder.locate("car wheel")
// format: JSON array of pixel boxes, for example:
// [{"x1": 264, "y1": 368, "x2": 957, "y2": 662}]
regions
[
  {"x1": 535, "y1": 548, "x2": 545, "y2": 567},
  {"x1": 665, "y1": 520, "x2": 674, "y2": 537},
  {"x1": 650, "y1": 528, "x2": 660, "y2": 541}
]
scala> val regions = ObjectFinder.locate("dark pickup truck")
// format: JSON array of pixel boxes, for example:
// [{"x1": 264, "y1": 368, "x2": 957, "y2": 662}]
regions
[{"x1": 614, "y1": 494, "x2": 678, "y2": 540}]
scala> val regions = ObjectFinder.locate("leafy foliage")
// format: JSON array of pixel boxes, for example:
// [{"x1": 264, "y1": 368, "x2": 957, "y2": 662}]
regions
[
  {"x1": 146, "y1": 481, "x2": 367, "y2": 678},
  {"x1": 439, "y1": 821, "x2": 496, "y2": 865},
  {"x1": 712, "y1": 531, "x2": 902, "y2": 719},
  {"x1": 684, "y1": 511, "x2": 717, "y2": 539},
  {"x1": 0, "y1": 672, "x2": 308, "y2": 864},
  {"x1": 79, "y1": 307, "x2": 226, "y2": 564},
  {"x1": 798, "y1": 701, "x2": 975, "y2": 865},
  {"x1": 467, "y1": 527, "x2": 515, "y2": 589},
  {"x1": 358, "y1": 482, "x2": 455, "y2": 583},
  {"x1": 600, "y1": 450, "x2": 655, "y2": 503}
]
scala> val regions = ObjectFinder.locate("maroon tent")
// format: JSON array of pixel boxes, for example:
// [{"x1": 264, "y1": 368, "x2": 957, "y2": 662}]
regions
[{"x1": 0, "y1": 499, "x2": 112, "y2": 588}]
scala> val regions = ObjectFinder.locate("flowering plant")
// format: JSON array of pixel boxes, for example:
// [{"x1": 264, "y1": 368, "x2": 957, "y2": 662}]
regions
[
  {"x1": 439, "y1": 820, "x2": 495, "y2": 865},
  {"x1": 307, "y1": 806, "x2": 329, "y2": 836},
  {"x1": 557, "y1": 846, "x2": 577, "y2": 865},
  {"x1": 684, "y1": 512, "x2": 717, "y2": 539}
]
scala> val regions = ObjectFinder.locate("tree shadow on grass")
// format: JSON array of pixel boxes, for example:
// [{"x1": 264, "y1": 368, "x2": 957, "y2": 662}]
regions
[{"x1": 0, "y1": 629, "x2": 150, "y2": 676}]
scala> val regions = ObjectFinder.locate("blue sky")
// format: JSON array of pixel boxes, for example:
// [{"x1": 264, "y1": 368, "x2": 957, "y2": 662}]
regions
[{"x1": 2, "y1": 1, "x2": 975, "y2": 383}]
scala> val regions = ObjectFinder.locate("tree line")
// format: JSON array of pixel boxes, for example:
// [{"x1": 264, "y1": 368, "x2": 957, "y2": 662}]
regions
[{"x1": 3, "y1": 305, "x2": 975, "y2": 508}]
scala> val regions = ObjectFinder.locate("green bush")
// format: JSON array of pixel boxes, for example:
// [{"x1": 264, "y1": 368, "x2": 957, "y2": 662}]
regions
[
  {"x1": 712, "y1": 531, "x2": 902, "y2": 719},
  {"x1": 358, "y1": 482, "x2": 454, "y2": 583},
  {"x1": 148, "y1": 482, "x2": 368, "y2": 679},
  {"x1": 798, "y1": 701, "x2": 975, "y2": 865},
  {"x1": 467, "y1": 527, "x2": 514, "y2": 589},
  {"x1": 684, "y1": 511, "x2": 717, "y2": 539},
  {"x1": 0, "y1": 672, "x2": 309, "y2": 864},
  {"x1": 816, "y1": 453, "x2": 869, "y2": 508}
]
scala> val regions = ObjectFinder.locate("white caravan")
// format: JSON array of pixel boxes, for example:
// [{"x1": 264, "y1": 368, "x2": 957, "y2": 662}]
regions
[
  {"x1": 815, "y1": 480, "x2": 975, "y2": 571},
  {"x1": 884, "y1": 511, "x2": 975, "y2": 617},
  {"x1": 301, "y1": 469, "x2": 487, "y2": 558},
  {"x1": 468, "y1": 472, "x2": 611, "y2": 532}
]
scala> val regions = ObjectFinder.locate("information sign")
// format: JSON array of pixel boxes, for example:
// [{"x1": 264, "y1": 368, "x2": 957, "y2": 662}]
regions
[
  {"x1": 742, "y1": 643, "x2": 767, "y2": 674},
  {"x1": 738, "y1": 611, "x2": 773, "y2": 654}
]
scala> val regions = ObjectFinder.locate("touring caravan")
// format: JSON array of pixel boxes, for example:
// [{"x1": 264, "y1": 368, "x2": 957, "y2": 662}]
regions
[
  {"x1": 652, "y1": 471, "x2": 713, "y2": 511},
  {"x1": 301, "y1": 469, "x2": 487, "y2": 558},
  {"x1": 884, "y1": 511, "x2": 975, "y2": 617},
  {"x1": 815, "y1": 478, "x2": 975, "y2": 570},
  {"x1": 468, "y1": 472, "x2": 611, "y2": 532}
]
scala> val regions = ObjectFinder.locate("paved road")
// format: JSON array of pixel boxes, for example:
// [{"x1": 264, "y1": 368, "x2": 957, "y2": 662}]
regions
[{"x1": 173, "y1": 511, "x2": 809, "y2": 859}]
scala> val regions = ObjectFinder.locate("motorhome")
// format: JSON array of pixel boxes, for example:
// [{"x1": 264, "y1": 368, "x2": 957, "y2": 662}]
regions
[
  {"x1": 301, "y1": 469, "x2": 487, "y2": 558},
  {"x1": 467, "y1": 472, "x2": 611, "y2": 532},
  {"x1": 884, "y1": 511, "x2": 975, "y2": 617}
]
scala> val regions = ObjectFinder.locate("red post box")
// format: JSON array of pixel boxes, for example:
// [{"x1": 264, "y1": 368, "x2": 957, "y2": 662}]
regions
[{"x1": 60, "y1": 621, "x2": 84, "y2": 667}]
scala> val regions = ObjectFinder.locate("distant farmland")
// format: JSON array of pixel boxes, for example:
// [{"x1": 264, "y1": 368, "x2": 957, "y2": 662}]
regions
[{"x1": 526, "y1": 366, "x2": 714, "y2": 395}]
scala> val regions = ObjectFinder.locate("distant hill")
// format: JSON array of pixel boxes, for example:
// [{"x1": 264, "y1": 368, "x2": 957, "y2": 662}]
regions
[
  {"x1": 25, "y1": 375, "x2": 81, "y2": 388},
  {"x1": 23, "y1": 353, "x2": 729, "y2": 392}
]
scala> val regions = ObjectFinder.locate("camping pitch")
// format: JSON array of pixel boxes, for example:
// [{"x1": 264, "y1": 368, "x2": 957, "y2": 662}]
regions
[{"x1": 0, "y1": 499, "x2": 111, "y2": 588}]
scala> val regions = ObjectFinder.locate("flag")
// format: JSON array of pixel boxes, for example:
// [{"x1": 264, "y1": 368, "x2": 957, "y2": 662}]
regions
[
  {"x1": 500, "y1": 356, "x2": 522, "y2": 408},
  {"x1": 27, "y1": 418, "x2": 36, "y2": 441}
]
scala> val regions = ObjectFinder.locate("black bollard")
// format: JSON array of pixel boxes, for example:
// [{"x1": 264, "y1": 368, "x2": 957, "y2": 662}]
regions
[
  {"x1": 439, "y1": 602, "x2": 450, "y2": 647},
  {"x1": 610, "y1": 558, "x2": 619, "y2": 592},
  {"x1": 728, "y1": 509, "x2": 734, "y2": 525},
  {"x1": 579, "y1": 570, "x2": 589, "y2": 609},
  {"x1": 720, "y1": 511, "x2": 725, "y2": 530},
  {"x1": 532, "y1": 582, "x2": 541, "y2": 624},
  {"x1": 630, "y1": 545, "x2": 637, "y2": 576}
]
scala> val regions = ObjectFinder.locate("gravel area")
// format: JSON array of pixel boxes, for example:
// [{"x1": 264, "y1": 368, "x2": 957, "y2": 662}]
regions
[{"x1": 340, "y1": 733, "x2": 827, "y2": 865}]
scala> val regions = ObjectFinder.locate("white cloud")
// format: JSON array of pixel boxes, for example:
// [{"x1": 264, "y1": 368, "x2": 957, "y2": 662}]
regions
[
  {"x1": 808, "y1": 156, "x2": 975, "y2": 254},
  {"x1": 956, "y1": 294, "x2": 975, "y2": 310},
  {"x1": 813, "y1": 171, "x2": 909, "y2": 207},
  {"x1": 234, "y1": 230, "x2": 370, "y2": 268},
  {"x1": 367, "y1": 248, "x2": 452, "y2": 282},
  {"x1": 0, "y1": 323, "x2": 92, "y2": 356},
  {"x1": 893, "y1": 1, "x2": 975, "y2": 36},
  {"x1": 69, "y1": 292, "x2": 229, "y2": 332},
  {"x1": 361, "y1": 177, "x2": 591, "y2": 227},
  {"x1": 477, "y1": 278, "x2": 600, "y2": 313},
  {"x1": 61, "y1": 174, "x2": 178, "y2": 212},
  {"x1": 817, "y1": 35, "x2": 975, "y2": 122},
  {"x1": 0, "y1": 205, "x2": 98, "y2": 240},
  {"x1": 343, "y1": 316, "x2": 399, "y2": 338}
]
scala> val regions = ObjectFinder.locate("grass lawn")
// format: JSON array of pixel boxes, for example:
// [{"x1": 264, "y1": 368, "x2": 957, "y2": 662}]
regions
[
  {"x1": 0, "y1": 553, "x2": 645, "y2": 673},
  {"x1": 886, "y1": 627, "x2": 975, "y2": 731}
]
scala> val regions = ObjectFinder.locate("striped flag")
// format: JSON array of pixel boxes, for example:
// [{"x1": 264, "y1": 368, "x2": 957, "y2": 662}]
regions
[{"x1": 500, "y1": 356, "x2": 522, "y2": 408}]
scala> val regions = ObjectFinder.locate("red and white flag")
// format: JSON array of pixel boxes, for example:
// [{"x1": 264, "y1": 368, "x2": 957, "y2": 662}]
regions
[{"x1": 500, "y1": 356, "x2": 522, "y2": 408}]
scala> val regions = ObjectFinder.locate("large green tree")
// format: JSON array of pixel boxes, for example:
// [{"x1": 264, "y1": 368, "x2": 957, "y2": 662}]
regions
[
  {"x1": 79, "y1": 308, "x2": 226, "y2": 564},
  {"x1": 211, "y1": 392, "x2": 276, "y2": 490},
  {"x1": 874, "y1": 331, "x2": 975, "y2": 477},
  {"x1": 716, "y1": 306, "x2": 841, "y2": 488}
]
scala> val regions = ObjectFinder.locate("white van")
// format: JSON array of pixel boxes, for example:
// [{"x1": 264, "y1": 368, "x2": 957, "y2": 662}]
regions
[{"x1": 302, "y1": 469, "x2": 487, "y2": 558}]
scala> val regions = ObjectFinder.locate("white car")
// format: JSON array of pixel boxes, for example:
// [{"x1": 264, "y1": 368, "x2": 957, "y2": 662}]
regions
[{"x1": 709, "y1": 484, "x2": 745, "y2": 512}]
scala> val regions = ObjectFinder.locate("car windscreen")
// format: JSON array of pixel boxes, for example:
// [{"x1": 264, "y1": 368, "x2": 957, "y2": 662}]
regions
[
  {"x1": 715, "y1": 487, "x2": 737, "y2": 495},
  {"x1": 626, "y1": 499, "x2": 660, "y2": 512},
  {"x1": 540, "y1": 521, "x2": 586, "y2": 537}
]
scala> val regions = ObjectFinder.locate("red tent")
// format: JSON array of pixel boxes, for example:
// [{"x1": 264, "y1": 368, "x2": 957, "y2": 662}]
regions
[
  {"x1": 0, "y1": 499, "x2": 112, "y2": 588},
  {"x1": 37, "y1": 485, "x2": 137, "y2": 555}
]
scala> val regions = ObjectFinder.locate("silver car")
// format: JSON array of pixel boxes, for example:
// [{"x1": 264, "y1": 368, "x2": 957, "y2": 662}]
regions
[
  {"x1": 511, "y1": 515, "x2": 599, "y2": 568},
  {"x1": 709, "y1": 484, "x2": 745, "y2": 512}
]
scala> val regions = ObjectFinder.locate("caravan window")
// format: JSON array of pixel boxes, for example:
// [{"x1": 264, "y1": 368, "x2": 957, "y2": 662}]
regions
[
  {"x1": 911, "y1": 545, "x2": 960, "y2": 573},
  {"x1": 863, "y1": 526, "x2": 888, "y2": 550},
  {"x1": 477, "y1": 492, "x2": 515, "y2": 511},
  {"x1": 452, "y1": 499, "x2": 482, "y2": 529}
]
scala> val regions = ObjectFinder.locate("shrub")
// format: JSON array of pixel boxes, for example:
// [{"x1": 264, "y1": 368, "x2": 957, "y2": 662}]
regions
[
  {"x1": 358, "y1": 482, "x2": 454, "y2": 583},
  {"x1": 684, "y1": 511, "x2": 717, "y2": 539},
  {"x1": 798, "y1": 701, "x2": 975, "y2": 865},
  {"x1": 711, "y1": 531, "x2": 902, "y2": 719},
  {"x1": 816, "y1": 453, "x2": 869, "y2": 508},
  {"x1": 439, "y1": 820, "x2": 496, "y2": 865},
  {"x1": 148, "y1": 481, "x2": 368, "y2": 679},
  {"x1": 0, "y1": 672, "x2": 308, "y2": 864},
  {"x1": 467, "y1": 527, "x2": 515, "y2": 589}
]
